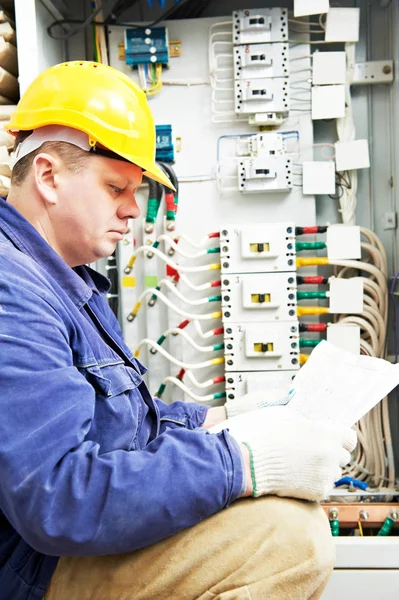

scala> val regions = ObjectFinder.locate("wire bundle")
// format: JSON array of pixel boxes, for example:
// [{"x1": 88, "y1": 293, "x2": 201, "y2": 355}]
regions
[
  {"x1": 333, "y1": 228, "x2": 394, "y2": 488},
  {"x1": 129, "y1": 228, "x2": 225, "y2": 401}
]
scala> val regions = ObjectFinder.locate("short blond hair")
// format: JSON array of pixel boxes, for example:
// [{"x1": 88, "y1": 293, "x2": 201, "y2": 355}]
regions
[{"x1": 11, "y1": 131, "x2": 92, "y2": 186}]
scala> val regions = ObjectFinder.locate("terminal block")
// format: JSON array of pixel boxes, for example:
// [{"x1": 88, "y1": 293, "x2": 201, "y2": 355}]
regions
[{"x1": 125, "y1": 27, "x2": 169, "y2": 66}]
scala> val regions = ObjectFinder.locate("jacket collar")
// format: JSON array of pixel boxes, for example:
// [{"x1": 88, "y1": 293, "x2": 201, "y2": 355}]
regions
[{"x1": 0, "y1": 198, "x2": 111, "y2": 309}]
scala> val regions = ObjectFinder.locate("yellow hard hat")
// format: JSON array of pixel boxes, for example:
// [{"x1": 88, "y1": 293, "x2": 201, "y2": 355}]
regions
[{"x1": 6, "y1": 61, "x2": 175, "y2": 190}]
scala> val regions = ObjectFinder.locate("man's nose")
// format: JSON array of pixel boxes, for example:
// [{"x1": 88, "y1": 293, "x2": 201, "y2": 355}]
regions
[{"x1": 118, "y1": 195, "x2": 141, "y2": 220}]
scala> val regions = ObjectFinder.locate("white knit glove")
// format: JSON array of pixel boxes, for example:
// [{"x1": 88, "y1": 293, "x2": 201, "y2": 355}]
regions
[
  {"x1": 212, "y1": 406, "x2": 357, "y2": 501},
  {"x1": 224, "y1": 389, "x2": 288, "y2": 419}
]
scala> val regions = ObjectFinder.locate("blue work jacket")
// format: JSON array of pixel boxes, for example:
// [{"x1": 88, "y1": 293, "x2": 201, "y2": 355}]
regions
[{"x1": 0, "y1": 198, "x2": 243, "y2": 599}]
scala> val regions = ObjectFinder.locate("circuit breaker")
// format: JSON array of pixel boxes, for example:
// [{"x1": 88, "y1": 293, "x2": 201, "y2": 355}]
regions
[
  {"x1": 236, "y1": 132, "x2": 286, "y2": 156},
  {"x1": 234, "y1": 43, "x2": 289, "y2": 80},
  {"x1": 238, "y1": 155, "x2": 292, "y2": 192},
  {"x1": 234, "y1": 77, "x2": 289, "y2": 115},
  {"x1": 221, "y1": 272, "x2": 297, "y2": 322},
  {"x1": 232, "y1": 8, "x2": 288, "y2": 45},
  {"x1": 220, "y1": 223, "x2": 296, "y2": 274},
  {"x1": 224, "y1": 322, "x2": 300, "y2": 372},
  {"x1": 224, "y1": 371, "x2": 296, "y2": 400}
]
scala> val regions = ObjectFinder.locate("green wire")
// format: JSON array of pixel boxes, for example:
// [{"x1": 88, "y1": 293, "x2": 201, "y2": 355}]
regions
[
  {"x1": 299, "y1": 339, "x2": 322, "y2": 348},
  {"x1": 296, "y1": 242, "x2": 327, "y2": 251},
  {"x1": 297, "y1": 291, "x2": 328, "y2": 300}
]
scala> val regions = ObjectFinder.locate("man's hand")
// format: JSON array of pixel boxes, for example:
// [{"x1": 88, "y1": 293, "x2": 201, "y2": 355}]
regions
[
  {"x1": 202, "y1": 406, "x2": 227, "y2": 429},
  {"x1": 224, "y1": 389, "x2": 288, "y2": 419},
  {"x1": 212, "y1": 406, "x2": 357, "y2": 502}
]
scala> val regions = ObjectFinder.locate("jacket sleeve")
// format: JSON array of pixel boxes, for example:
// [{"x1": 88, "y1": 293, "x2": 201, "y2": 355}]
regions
[
  {"x1": 0, "y1": 260, "x2": 243, "y2": 557},
  {"x1": 90, "y1": 280, "x2": 210, "y2": 430},
  {"x1": 153, "y1": 396, "x2": 209, "y2": 429}
]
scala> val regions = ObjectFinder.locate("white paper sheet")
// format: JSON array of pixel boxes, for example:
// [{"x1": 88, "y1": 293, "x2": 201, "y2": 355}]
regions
[{"x1": 210, "y1": 341, "x2": 399, "y2": 433}]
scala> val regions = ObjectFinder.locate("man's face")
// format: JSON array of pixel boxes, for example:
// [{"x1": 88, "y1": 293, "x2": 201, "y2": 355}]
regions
[{"x1": 52, "y1": 155, "x2": 142, "y2": 267}]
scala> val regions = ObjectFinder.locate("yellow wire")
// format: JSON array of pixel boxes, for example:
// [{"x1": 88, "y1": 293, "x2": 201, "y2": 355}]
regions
[
  {"x1": 296, "y1": 257, "x2": 330, "y2": 268},
  {"x1": 358, "y1": 521, "x2": 364, "y2": 536},
  {"x1": 146, "y1": 64, "x2": 163, "y2": 97},
  {"x1": 297, "y1": 306, "x2": 329, "y2": 317},
  {"x1": 96, "y1": 26, "x2": 102, "y2": 63}
]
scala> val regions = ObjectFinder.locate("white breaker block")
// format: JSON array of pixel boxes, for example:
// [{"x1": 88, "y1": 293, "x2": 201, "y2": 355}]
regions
[
  {"x1": 220, "y1": 223, "x2": 296, "y2": 274},
  {"x1": 238, "y1": 156, "x2": 292, "y2": 193},
  {"x1": 224, "y1": 322, "x2": 300, "y2": 372},
  {"x1": 326, "y1": 323, "x2": 361, "y2": 354},
  {"x1": 294, "y1": 0, "x2": 329, "y2": 18},
  {"x1": 335, "y1": 140, "x2": 370, "y2": 171},
  {"x1": 234, "y1": 43, "x2": 289, "y2": 80},
  {"x1": 327, "y1": 224, "x2": 361, "y2": 259},
  {"x1": 233, "y1": 8, "x2": 288, "y2": 45},
  {"x1": 328, "y1": 277, "x2": 364, "y2": 314},
  {"x1": 325, "y1": 8, "x2": 360, "y2": 43},
  {"x1": 235, "y1": 78, "x2": 289, "y2": 115},
  {"x1": 312, "y1": 51, "x2": 346, "y2": 85},
  {"x1": 225, "y1": 371, "x2": 296, "y2": 400},
  {"x1": 221, "y1": 272, "x2": 297, "y2": 323},
  {"x1": 236, "y1": 132, "x2": 285, "y2": 157}
]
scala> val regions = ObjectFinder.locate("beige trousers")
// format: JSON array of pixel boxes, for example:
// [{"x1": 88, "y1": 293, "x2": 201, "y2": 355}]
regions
[{"x1": 44, "y1": 497, "x2": 335, "y2": 600}]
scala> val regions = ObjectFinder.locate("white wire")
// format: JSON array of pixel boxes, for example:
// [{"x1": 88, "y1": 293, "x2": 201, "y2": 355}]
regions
[
  {"x1": 162, "y1": 377, "x2": 220, "y2": 402},
  {"x1": 149, "y1": 278, "x2": 220, "y2": 307},
  {"x1": 179, "y1": 274, "x2": 218, "y2": 291},
  {"x1": 157, "y1": 326, "x2": 221, "y2": 353},
  {"x1": 156, "y1": 235, "x2": 210, "y2": 259},
  {"x1": 134, "y1": 288, "x2": 221, "y2": 321},
  {"x1": 128, "y1": 245, "x2": 220, "y2": 273},
  {"x1": 175, "y1": 232, "x2": 219, "y2": 249},
  {"x1": 185, "y1": 370, "x2": 221, "y2": 389},
  {"x1": 135, "y1": 339, "x2": 223, "y2": 370},
  {"x1": 194, "y1": 320, "x2": 222, "y2": 339}
]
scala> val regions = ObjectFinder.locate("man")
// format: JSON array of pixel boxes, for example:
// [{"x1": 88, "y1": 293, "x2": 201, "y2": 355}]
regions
[{"x1": 0, "y1": 61, "x2": 355, "y2": 600}]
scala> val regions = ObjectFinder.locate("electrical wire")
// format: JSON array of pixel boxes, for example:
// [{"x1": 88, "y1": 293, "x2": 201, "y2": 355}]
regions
[
  {"x1": 161, "y1": 376, "x2": 226, "y2": 402},
  {"x1": 151, "y1": 322, "x2": 223, "y2": 355},
  {"x1": 185, "y1": 370, "x2": 225, "y2": 389},
  {"x1": 47, "y1": 0, "x2": 119, "y2": 40},
  {"x1": 127, "y1": 288, "x2": 222, "y2": 322},
  {"x1": 148, "y1": 277, "x2": 221, "y2": 307},
  {"x1": 134, "y1": 339, "x2": 224, "y2": 370},
  {"x1": 153, "y1": 326, "x2": 224, "y2": 354},
  {"x1": 124, "y1": 245, "x2": 220, "y2": 274},
  {"x1": 154, "y1": 235, "x2": 219, "y2": 259}
]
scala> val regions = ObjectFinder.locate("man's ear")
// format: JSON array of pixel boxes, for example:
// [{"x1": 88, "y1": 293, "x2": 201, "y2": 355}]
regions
[{"x1": 32, "y1": 153, "x2": 62, "y2": 206}]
